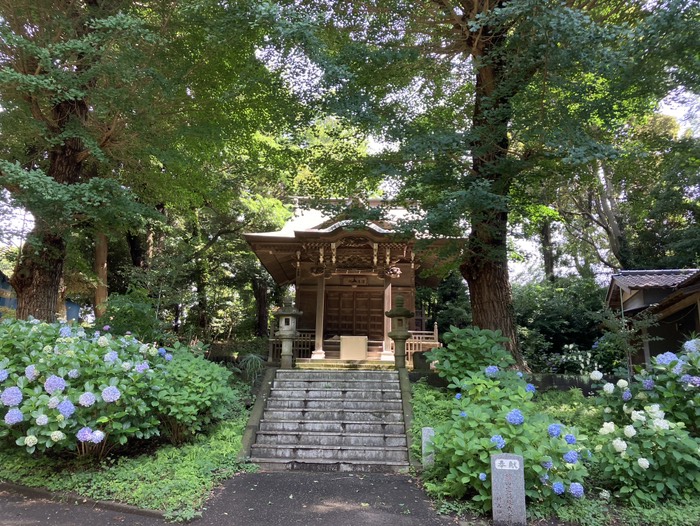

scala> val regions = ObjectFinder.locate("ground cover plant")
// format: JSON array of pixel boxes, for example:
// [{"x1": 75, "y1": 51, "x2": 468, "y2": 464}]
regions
[
  {"x1": 415, "y1": 327, "x2": 700, "y2": 526},
  {"x1": 0, "y1": 317, "x2": 253, "y2": 520}
]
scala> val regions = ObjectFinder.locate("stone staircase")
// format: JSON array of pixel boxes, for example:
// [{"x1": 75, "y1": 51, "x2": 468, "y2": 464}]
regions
[{"x1": 249, "y1": 370, "x2": 410, "y2": 472}]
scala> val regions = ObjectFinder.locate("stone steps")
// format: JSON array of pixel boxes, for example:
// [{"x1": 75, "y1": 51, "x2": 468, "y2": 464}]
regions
[{"x1": 249, "y1": 370, "x2": 409, "y2": 472}]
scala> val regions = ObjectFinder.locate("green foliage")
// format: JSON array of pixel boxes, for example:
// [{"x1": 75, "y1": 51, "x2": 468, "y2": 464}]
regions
[
  {"x1": 425, "y1": 371, "x2": 590, "y2": 512},
  {"x1": 535, "y1": 389, "x2": 602, "y2": 438},
  {"x1": 96, "y1": 288, "x2": 169, "y2": 343},
  {"x1": 425, "y1": 326, "x2": 515, "y2": 380},
  {"x1": 616, "y1": 497, "x2": 700, "y2": 526},
  {"x1": 595, "y1": 308, "x2": 659, "y2": 378},
  {"x1": 0, "y1": 318, "x2": 239, "y2": 457},
  {"x1": 409, "y1": 380, "x2": 453, "y2": 459}
]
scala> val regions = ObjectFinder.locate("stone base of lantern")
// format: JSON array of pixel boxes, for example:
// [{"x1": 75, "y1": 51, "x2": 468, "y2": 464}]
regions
[
  {"x1": 310, "y1": 349, "x2": 326, "y2": 360},
  {"x1": 379, "y1": 350, "x2": 395, "y2": 362}
]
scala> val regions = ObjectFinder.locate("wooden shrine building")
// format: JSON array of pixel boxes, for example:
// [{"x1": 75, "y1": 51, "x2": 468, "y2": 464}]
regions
[{"x1": 244, "y1": 203, "x2": 442, "y2": 365}]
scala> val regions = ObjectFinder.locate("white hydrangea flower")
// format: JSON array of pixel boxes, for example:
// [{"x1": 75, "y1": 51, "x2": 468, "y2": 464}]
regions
[
  {"x1": 646, "y1": 404, "x2": 665, "y2": 420},
  {"x1": 612, "y1": 438, "x2": 628, "y2": 452},
  {"x1": 600, "y1": 422, "x2": 616, "y2": 435},
  {"x1": 25, "y1": 435, "x2": 38, "y2": 447},
  {"x1": 139, "y1": 344, "x2": 150, "y2": 354},
  {"x1": 652, "y1": 418, "x2": 670, "y2": 431},
  {"x1": 590, "y1": 370, "x2": 603, "y2": 381},
  {"x1": 603, "y1": 383, "x2": 615, "y2": 394},
  {"x1": 604, "y1": 407, "x2": 612, "y2": 414},
  {"x1": 637, "y1": 458, "x2": 650, "y2": 469},
  {"x1": 623, "y1": 425, "x2": 637, "y2": 438},
  {"x1": 617, "y1": 379, "x2": 629, "y2": 389},
  {"x1": 50, "y1": 431, "x2": 65, "y2": 442},
  {"x1": 42, "y1": 345, "x2": 52, "y2": 353},
  {"x1": 636, "y1": 392, "x2": 648, "y2": 400},
  {"x1": 599, "y1": 490, "x2": 611, "y2": 500},
  {"x1": 121, "y1": 361, "x2": 132, "y2": 371},
  {"x1": 631, "y1": 410, "x2": 646, "y2": 422},
  {"x1": 594, "y1": 444, "x2": 603, "y2": 452},
  {"x1": 148, "y1": 347, "x2": 159, "y2": 357},
  {"x1": 623, "y1": 404, "x2": 632, "y2": 414},
  {"x1": 97, "y1": 336, "x2": 110, "y2": 347}
]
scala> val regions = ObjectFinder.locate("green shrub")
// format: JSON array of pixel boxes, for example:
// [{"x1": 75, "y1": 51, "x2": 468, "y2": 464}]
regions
[
  {"x1": 96, "y1": 288, "x2": 170, "y2": 343},
  {"x1": 409, "y1": 380, "x2": 453, "y2": 459},
  {"x1": 0, "y1": 318, "x2": 238, "y2": 457},
  {"x1": 425, "y1": 326, "x2": 515, "y2": 380}
]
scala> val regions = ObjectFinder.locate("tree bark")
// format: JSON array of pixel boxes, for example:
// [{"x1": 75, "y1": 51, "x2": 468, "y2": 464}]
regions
[
  {"x1": 540, "y1": 220, "x2": 556, "y2": 281},
  {"x1": 94, "y1": 232, "x2": 109, "y2": 318},
  {"x1": 252, "y1": 274, "x2": 269, "y2": 337}
]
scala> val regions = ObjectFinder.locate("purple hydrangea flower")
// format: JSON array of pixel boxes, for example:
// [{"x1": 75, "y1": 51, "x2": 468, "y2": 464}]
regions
[
  {"x1": 563, "y1": 450, "x2": 579, "y2": 464},
  {"x1": 506, "y1": 409, "x2": 525, "y2": 425},
  {"x1": 553, "y1": 482, "x2": 565, "y2": 495},
  {"x1": 479, "y1": 472, "x2": 487, "y2": 481},
  {"x1": 158, "y1": 347, "x2": 166, "y2": 356},
  {"x1": 490, "y1": 435, "x2": 506, "y2": 449},
  {"x1": 90, "y1": 430, "x2": 105, "y2": 444},
  {"x1": 548, "y1": 424, "x2": 562, "y2": 438},
  {"x1": 59, "y1": 326, "x2": 72, "y2": 338},
  {"x1": 78, "y1": 392, "x2": 96, "y2": 407},
  {"x1": 36, "y1": 414, "x2": 49, "y2": 426},
  {"x1": 57, "y1": 399, "x2": 75, "y2": 418},
  {"x1": 484, "y1": 365, "x2": 499, "y2": 377},
  {"x1": 25, "y1": 365, "x2": 39, "y2": 381},
  {"x1": 68, "y1": 369, "x2": 80, "y2": 379},
  {"x1": 655, "y1": 352, "x2": 678, "y2": 366},
  {"x1": 622, "y1": 389, "x2": 632, "y2": 401},
  {"x1": 569, "y1": 482, "x2": 584, "y2": 499},
  {"x1": 642, "y1": 379, "x2": 655, "y2": 390},
  {"x1": 48, "y1": 397, "x2": 60, "y2": 409},
  {"x1": 102, "y1": 386, "x2": 121, "y2": 403},
  {"x1": 680, "y1": 374, "x2": 691, "y2": 384},
  {"x1": 689, "y1": 376, "x2": 700, "y2": 387},
  {"x1": 135, "y1": 362, "x2": 150, "y2": 374},
  {"x1": 104, "y1": 351, "x2": 118, "y2": 363},
  {"x1": 460, "y1": 411, "x2": 467, "y2": 417},
  {"x1": 4, "y1": 408, "x2": 23, "y2": 425},
  {"x1": 76, "y1": 427, "x2": 93, "y2": 442},
  {"x1": 455, "y1": 393, "x2": 462, "y2": 400},
  {"x1": 672, "y1": 361, "x2": 686, "y2": 375},
  {"x1": 541, "y1": 460, "x2": 553, "y2": 470},
  {"x1": 44, "y1": 375, "x2": 66, "y2": 395},
  {"x1": 103, "y1": 325, "x2": 111, "y2": 331},
  {"x1": 564, "y1": 434, "x2": 577, "y2": 445},
  {"x1": 526, "y1": 383, "x2": 536, "y2": 393},
  {"x1": 1, "y1": 386, "x2": 22, "y2": 407},
  {"x1": 164, "y1": 353, "x2": 173, "y2": 362},
  {"x1": 0, "y1": 369, "x2": 8, "y2": 382},
  {"x1": 93, "y1": 331, "x2": 100, "y2": 338}
]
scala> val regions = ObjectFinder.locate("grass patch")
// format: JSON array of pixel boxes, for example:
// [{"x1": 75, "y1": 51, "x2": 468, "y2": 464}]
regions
[
  {"x1": 0, "y1": 390, "x2": 254, "y2": 521},
  {"x1": 535, "y1": 388, "x2": 601, "y2": 436}
]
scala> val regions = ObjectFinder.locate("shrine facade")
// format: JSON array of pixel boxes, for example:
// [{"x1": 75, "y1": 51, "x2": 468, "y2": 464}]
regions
[{"x1": 244, "y1": 205, "x2": 441, "y2": 364}]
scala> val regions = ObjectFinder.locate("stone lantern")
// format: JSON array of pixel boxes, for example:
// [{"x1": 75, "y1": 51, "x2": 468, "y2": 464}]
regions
[
  {"x1": 274, "y1": 298, "x2": 302, "y2": 369},
  {"x1": 385, "y1": 295, "x2": 414, "y2": 370}
]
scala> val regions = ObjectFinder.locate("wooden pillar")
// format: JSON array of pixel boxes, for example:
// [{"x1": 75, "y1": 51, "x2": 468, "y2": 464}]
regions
[
  {"x1": 311, "y1": 276, "x2": 326, "y2": 359},
  {"x1": 380, "y1": 276, "x2": 394, "y2": 361}
]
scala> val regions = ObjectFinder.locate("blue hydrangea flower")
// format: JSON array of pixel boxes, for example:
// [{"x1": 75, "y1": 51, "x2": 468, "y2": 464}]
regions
[
  {"x1": 158, "y1": 347, "x2": 167, "y2": 356},
  {"x1": 563, "y1": 450, "x2": 579, "y2": 464},
  {"x1": 68, "y1": 369, "x2": 80, "y2": 379},
  {"x1": 490, "y1": 435, "x2": 506, "y2": 449},
  {"x1": 76, "y1": 427, "x2": 93, "y2": 443},
  {"x1": 526, "y1": 383, "x2": 536, "y2": 393},
  {"x1": 552, "y1": 482, "x2": 565, "y2": 495},
  {"x1": 506, "y1": 409, "x2": 524, "y2": 425},
  {"x1": 36, "y1": 414, "x2": 49, "y2": 426},
  {"x1": 680, "y1": 374, "x2": 691, "y2": 384},
  {"x1": 479, "y1": 473, "x2": 487, "y2": 481},
  {"x1": 90, "y1": 430, "x2": 106, "y2": 444},
  {"x1": 690, "y1": 376, "x2": 700, "y2": 387},
  {"x1": 569, "y1": 482, "x2": 584, "y2": 499},
  {"x1": 564, "y1": 434, "x2": 577, "y2": 445},
  {"x1": 164, "y1": 353, "x2": 173, "y2": 362},
  {"x1": 642, "y1": 379, "x2": 655, "y2": 390},
  {"x1": 672, "y1": 361, "x2": 686, "y2": 375},
  {"x1": 135, "y1": 362, "x2": 150, "y2": 374},
  {"x1": 0, "y1": 369, "x2": 9, "y2": 382},
  {"x1": 102, "y1": 386, "x2": 121, "y2": 403},
  {"x1": 44, "y1": 375, "x2": 66, "y2": 395},
  {"x1": 455, "y1": 393, "x2": 462, "y2": 400},
  {"x1": 460, "y1": 411, "x2": 467, "y2": 417},
  {"x1": 104, "y1": 351, "x2": 118, "y2": 363},
  {"x1": 4, "y1": 408, "x2": 23, "y2": 425},
  {"x1": 622, "y1": 389, "x2": 632, "y2": 401},
  {"x1": 516, "y1": 372, "x2": 524, "y2": 378},
  {"x1": 25, "y1": 365, "x2": 39, "y2": 381},
  {"x1": 540, "y1": 474, "x2": 549, "y2": 483},
  {"x1": 48, "y1": 396, "x2": 60, "y2": 409},
  {"x1": 655, "y1": 352, "x2": 678, "y2": 366},
  {"x1": 78, "y1": 392, "x2": 96, "y2": 407},
  {"x1": 1, "y1": 386, "x2": 22, "y2": 407},
  {"x1": 541, "y1": 460, "x2": 553, "y2": 470},
  {"x1": 57, "y1": 399, "x2": 75, "y2": 418},
  {"x1": 59, "y1": 326, "x2": 72, "y2": 338},
  {"x1": 484, "y1": 365, "x2": 499, "y2": 377},
  {"x1": 548, "y1": 424, "x2": 562, "y2": 438}
]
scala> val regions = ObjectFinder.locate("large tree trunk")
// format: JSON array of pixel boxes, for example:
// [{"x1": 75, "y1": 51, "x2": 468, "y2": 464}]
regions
[
  {"x1": 540, "y1": 220, "x2": 556, "y2": 281},
  {"x1": 458, "y1": 26, "x2": 528, "y2": 370},
  {"x1": 11, "y1": 223, "x2": 66, "y2": 321},
  {"x1": 252, "y1": 274, "x2": 269, "y2": 337}
]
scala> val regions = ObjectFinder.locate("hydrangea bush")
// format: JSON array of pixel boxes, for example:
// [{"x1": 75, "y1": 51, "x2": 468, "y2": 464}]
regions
[
  {"x1": 424, "y1": 328, "x2": 590, "y2": 512},
  {"x1": 588, "y1": 338, "x2": 700, "y2": 504},
  {"x1": 0, "y1": 318, "x2": 238, "y2": 457}
]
